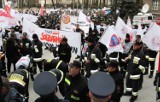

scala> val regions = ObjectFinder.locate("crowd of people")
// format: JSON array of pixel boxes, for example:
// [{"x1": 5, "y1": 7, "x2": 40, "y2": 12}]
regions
[{"x1": 0, "y1": 8, "x2": 159, "y2": 102}]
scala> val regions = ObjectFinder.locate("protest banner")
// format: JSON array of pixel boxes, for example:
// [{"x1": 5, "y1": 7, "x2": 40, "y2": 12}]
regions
[{"x1": 23, "y1": 19, "x2": 81, "y2": 56}]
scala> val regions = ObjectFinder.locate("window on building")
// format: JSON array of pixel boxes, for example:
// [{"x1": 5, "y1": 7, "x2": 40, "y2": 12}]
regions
[{"x1": 152, "y1": 0, "x2": 159, "y2": 10}]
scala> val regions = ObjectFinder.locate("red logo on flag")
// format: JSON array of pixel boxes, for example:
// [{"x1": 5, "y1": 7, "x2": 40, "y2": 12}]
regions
[{"x1": 109, "y1": 34, "x2": 120, "y2": 47}]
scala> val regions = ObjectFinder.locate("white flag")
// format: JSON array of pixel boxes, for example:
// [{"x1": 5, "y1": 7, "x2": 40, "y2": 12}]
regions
[
  {"x1": 78, "y1": 11, "x2": 90, "y2": 24},
  {"x1": 137, "y1": 23, "x2": 145, "y2": 39},
  {"x1": 99, "y1": 26, "x2": 124, "y2": 54},
  {"x1": 115, "y1": 17, "x2": 132, "y2": 40},
  {"x1": 142, "y1": 23, "x2": 160, "y2": 51},
  {"x1": 127, "y1": 17, "x2": 132, "y2": 28},
  {"x1": 127, "y1": 16, "x2": 136, "y2": 42}
]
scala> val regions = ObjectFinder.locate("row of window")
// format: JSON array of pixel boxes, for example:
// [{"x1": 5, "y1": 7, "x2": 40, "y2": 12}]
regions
[{"x1": 152, "y1": 0, "x2": 159, "y2": 10}]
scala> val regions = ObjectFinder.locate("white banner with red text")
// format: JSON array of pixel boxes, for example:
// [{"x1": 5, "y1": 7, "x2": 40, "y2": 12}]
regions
[{"x1": 23, "y1": 19, "x2": 81, "y2": 56}]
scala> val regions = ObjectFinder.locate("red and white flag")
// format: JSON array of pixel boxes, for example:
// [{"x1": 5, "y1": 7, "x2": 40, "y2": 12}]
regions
[
  {"x1": 99, "y1": 26, "x2": 123, "y2": 54},
  {"x1": 5, "y1": 0, "x2": 11, "y2": 15},
  {"x1": 142, "y1": 23, "x2": 160, "y2": 51}
]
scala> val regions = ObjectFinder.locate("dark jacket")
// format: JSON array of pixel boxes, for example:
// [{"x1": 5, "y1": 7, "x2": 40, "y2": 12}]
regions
[
  {"x1": 35, "y1": 96, "x2": 69, "y2": 102},
  {"x1": 127, "y1": 49, "x2": 145, "y2": 75},
  {"x1": 0, "y1": 93, "x2": 4, "y2": 102},
  {"x1": 5, "y1": 87, "x2": 24, "y2": 102},
  {"x1": 43, "y1": 59, "x2": 68, "y2": 73},
  {"x1": 98, "y1": 42, "x2": 107, "y2": 58},
  {"x1": 43, "y1": 59, "x2": 68, "y2": 96},
  {"x1": 148, "y1": 49, "x2": 157, "y2": 60},
  {"x1": 109, "y1": 71, "x2": 124, "y2": 102},
  {"x1": 9, "y1": 69, "x2": 29, "y2": 97},
  {"x1": 58, "y1": 44, "x2": 71, "y2": 63},
  {"x1": 85, "y1": 45, "x2": 102, "y2": 70},
  {"x1": 0, "y1": 75, "x2": 4, "y2": 102},
  {"x1": 20, "y1": 38, "x2": 32, "y2": 56},
  {"x1": 0, "y1": 61, "x2": 2, "y2": 71},
  {"x1": 6, "y1": 38, "x2": 21, "y2": 62},
  {"x1": 64, "y1": 74, "x2": 90, "y2": 102},
  {"x1": 31, "y1": 40, "x2": 43, "y2": 58}
]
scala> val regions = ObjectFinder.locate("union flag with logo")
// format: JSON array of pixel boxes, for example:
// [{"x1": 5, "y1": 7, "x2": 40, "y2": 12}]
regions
[{"x1": 99, "y1": 26, "x2": 123, "y2": 54}]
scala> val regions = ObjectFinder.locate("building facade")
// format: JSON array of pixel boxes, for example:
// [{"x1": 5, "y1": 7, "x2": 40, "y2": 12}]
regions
[{"x1": 143, "y1": 0, "x2": 160, "y2": 18}]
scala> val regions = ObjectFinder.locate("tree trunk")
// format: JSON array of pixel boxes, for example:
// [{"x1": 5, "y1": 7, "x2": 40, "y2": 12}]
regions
[
  {"x1": 77, "y1": 0, "x2": 80, "y2": 9},
  {"x1": 103, "y1": 0, "x2": 105, "y2": 7},
  {"x1": 44, "y1": 0, "x2": 46, "y2": 8},
  {"x1": 22, "y1": 0, "x2": 23, "y2": 9},
  {"x1": 99, "y1": 0, "x2": 101, "y2": 8},
  {"x1": 72, "y1": 0, "x2": 75, "y2": 9},
  {"x1": 86, "y1": 0, "x2": 88, "y2": 8},
  {"x1": 51, "y1": 0, "x2": 55, "y2": 8},
  {"x1": 96, "y1": 0, "x2": 98, "y2": 8}
]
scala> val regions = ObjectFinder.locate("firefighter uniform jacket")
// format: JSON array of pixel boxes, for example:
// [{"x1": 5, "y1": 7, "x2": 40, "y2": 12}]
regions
[
  {"x1": 35, "y1": 96, "x2": 69, "y2": 102},
  {"x1": 85, "y1": 45, "x2": 102, "y2": 70},
  {"x1": 43, "y1": 59, "x2": 68, "y2": 96},
  {"x1": 64, "y1": 74, "x2": 90, "y2": 102},
  {"x1": 31, "y1": 40, "x2": 43, "y2": 58},
  {"x1": 20, "y1": 38, "x2": 32, "y2": 56},
  {"x1": 43, "y1": 59, "x2": 68, "y2": 73},
  {"x1": 9, "y1": 68, "x2": 29, "y2": 98},
  {"x1": 148, "y1": 49, "x2": 157, "y2": 62},
  {"x1": 127, "y1": 49, "x2": 146, "y2": 76},
  {"x1": 58, "y1": 44, "x2": 71, "y2": 63},
  {"x1": 109, "y1": 71, "x2": 124, "y2": 102}
]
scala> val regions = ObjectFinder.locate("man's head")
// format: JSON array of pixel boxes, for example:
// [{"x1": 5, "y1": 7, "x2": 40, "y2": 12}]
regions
[
  {"x1": 107, "y1": 60, "x2": 119, "y2": 73},
  {"x1": 10, "y1": 27, "x2": 15, "y2": 33},
  {"x1": 136, "y1": 35, "x2": 141, "y2": 42},
  {"x1": 76, "y1": 24, "x2": 80, "y2": 29},
  {"x1": 22, "y1": 32, "x2": 28, "y2": 39},
  {"x1": 133, "y1": 41, "x2": 143, "y2": 50},
  {"x1": 87, "y1": 37, "x2": 94, "y2": 47},
  {"x1": 100, "y1": 28, "x2": 104, "y2": 34},
  {"x1": 125, "y1": 34, "x2": 130, "y2": 41},
  {"x1": 88, "y1": 72, "x2": 115, "y2": 102},
  {"x1": 68, "y1": 60, "x2": 81, "y2": 77},
  {"x1": 60, "y1": 37, "x2": 68, "y2": 45},
  {"x1": 32, "y1": 34, "x2": 39, "y2": 40}
]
